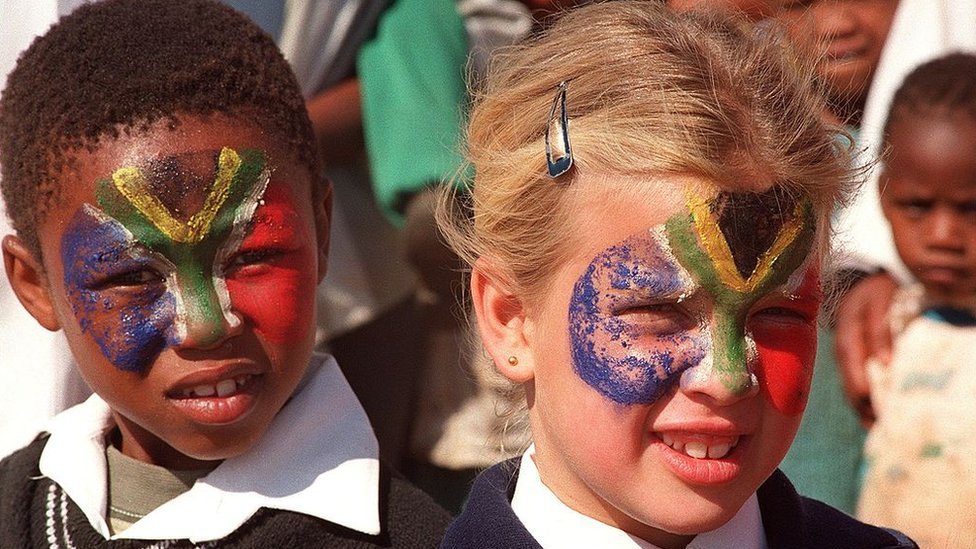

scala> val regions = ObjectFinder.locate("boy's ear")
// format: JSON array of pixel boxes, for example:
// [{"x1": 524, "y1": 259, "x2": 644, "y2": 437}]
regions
[
  {"x1": 471, "y1": 259, "x2": 534, "y2": 383},
  {"x1": 2, "y1": 235, "x2": 61, "y2": 331},
  {"x1": 315, "y1": 178, "x2": 333, "y2": 283}
]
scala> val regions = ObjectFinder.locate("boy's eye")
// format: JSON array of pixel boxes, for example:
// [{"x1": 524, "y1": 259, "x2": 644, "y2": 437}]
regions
[
  {"x1": 94, "y1": 269, "x2": 164, "y2": 290},
  {"x1": 895, "y1": 199, "x2": 932, "y2": 218},
  {"x1": 226, "y1": 248, "x2": 286, "y2": 272}
]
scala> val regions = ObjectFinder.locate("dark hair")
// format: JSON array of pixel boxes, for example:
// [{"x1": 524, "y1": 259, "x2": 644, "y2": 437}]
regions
[
  {"x1": 0, "y1": 0, "x2": 316, "y2": 257},
  {"x1": 885, "y1": 52, "x2": 976, "y2": 136}
]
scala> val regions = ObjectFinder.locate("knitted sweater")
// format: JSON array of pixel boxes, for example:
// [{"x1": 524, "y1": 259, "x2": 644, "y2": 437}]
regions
[
  {"x1": 0, "y1": 435, "x2": 452, "y2": 548},
  {"x1": 441, "y1": 459, "x2": 917, "y2": 549}
]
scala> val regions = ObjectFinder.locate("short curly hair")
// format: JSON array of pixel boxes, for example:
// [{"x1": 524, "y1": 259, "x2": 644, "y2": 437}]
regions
[
  {"x1": 885, "y1": 52, "x2": 976, "y2": 135},
  {"x1": 0, "y1": 0, "x2": 316, "y2": 258}
]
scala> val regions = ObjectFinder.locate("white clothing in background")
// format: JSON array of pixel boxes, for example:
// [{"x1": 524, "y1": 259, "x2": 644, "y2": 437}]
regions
[{"x1": 0, "y1": 0, "x2": 92, "y2": 460}]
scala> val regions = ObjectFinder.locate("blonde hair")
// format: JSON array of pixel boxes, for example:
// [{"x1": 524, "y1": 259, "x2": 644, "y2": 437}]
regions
[{"x1": 439, "y1": 1, "x2": 856, "y2": 307}]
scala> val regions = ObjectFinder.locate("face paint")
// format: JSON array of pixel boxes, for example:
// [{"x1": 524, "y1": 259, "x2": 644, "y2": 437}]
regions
[
  {"x1": 569, "y1": 227, "x2": 708, "y2": 405},
  {"x1": 568, "y1": 186, "x2": 817, "y2": 412},
  {"x1": 665, "y1": 187, "x2": 816, "y2": 409},
  {"x1": 61, "y1": 147, "x2": 270, "y2": 372}
]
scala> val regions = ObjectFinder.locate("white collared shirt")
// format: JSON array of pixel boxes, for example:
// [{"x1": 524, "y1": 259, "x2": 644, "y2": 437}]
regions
[
  {"x1": 511, "y1": 448, "x2": 767, "y2": 549},
  {"x1": 38, "y1": 353, "x2": 381, "y2": 543}
]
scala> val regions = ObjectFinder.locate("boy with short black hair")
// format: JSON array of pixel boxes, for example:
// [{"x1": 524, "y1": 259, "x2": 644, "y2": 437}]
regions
[{"x1": 0, "y1": 0, "x2": 450, "y2": 546}]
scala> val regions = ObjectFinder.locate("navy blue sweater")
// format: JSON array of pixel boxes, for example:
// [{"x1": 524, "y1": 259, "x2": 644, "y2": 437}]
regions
[{"x1": 442, "y1": 459, "x2": 917, "y2": 549}]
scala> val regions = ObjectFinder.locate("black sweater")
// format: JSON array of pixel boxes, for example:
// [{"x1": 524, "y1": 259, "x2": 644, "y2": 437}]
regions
[
  {"x1": 441, "y1": 458, "x2": 918, "y2": 549},
  {"x1": 0, "y1": 435, "x2": 451, "y2": 548}
]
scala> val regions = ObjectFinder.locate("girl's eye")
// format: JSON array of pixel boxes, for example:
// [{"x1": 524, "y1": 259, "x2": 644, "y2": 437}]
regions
[
  {"x1": 616, "y1": 303, "x2": 694, "y2": 334},
  {"x1": 751, "y1": 306, "x2": 811, "y2": 325}
]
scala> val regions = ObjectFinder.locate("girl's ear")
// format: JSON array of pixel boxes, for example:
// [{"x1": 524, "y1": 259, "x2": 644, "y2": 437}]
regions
[
  {"x1": 471, "y1": 259, "x2": 534, "y2": 383},
  {"x1": 314, "y1": 178, "x2": 333, "y2": 283},
  {"x1": 2, "y1": 235, "x2": 61, "y2": 331}
]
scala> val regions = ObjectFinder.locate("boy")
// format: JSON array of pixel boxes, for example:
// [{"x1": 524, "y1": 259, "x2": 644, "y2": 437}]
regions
[
  {"x1": 857, "y1": 52, "x2": 976, "y2": 548},
  {"x1": 0, "y1": 0, "x2": 449, "y2": 546}
]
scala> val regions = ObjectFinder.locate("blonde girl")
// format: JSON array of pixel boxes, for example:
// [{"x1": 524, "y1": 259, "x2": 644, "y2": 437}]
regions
[{"x1": 439, "y1": 2, "x2": 916, "y2": 548}]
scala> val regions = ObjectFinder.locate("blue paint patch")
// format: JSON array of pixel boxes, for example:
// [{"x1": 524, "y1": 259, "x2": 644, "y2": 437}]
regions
[
  {"x1": 61, "y1": 208, "x2": 176, "y2": 373},
  {"x1": 569, "y1": 234, "x2": 708, "y2": 405}
]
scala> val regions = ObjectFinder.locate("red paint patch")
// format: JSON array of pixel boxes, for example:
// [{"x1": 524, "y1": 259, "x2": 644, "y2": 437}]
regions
[
  {"x1": 752, "y1": 268, "x2": 820, "y2": 416},
  {"x1": 224, "y1": 183, "x2": 317, "y2": 344}
]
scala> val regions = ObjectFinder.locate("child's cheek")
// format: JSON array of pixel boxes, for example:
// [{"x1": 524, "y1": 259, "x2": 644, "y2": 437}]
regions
[
  {"x1": 753, "y1": 323, "x2": 816, "y2": 416},
  {"x1": 61, "y1": 209, "x2": 175, "y2": 373},
  {"x1": 225, "y1": 201, "x2": 317, "y2": 345}
]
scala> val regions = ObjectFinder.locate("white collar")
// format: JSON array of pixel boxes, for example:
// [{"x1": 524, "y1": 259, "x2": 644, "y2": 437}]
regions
[
  {"x1": 39, "y1": 353, "x2": 381, "y2": 542},
  {"x1": 511, "y1": 448, "x2": 767, "y2": 549}
]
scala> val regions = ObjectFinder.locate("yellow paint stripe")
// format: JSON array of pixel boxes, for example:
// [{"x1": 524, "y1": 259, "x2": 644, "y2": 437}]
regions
[
  {"x1": 686, "y1": 191, "x2": 806, "y2": 293},
  {"x1": 111, "y1": 148, "x2": 241, "y2": 243}
]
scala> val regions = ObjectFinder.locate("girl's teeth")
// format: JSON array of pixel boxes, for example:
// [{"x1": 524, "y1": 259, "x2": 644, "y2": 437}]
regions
[
  {"x1": 194, "y1": 384, "x2": 216, "y2": 397},
  {"x1": 660, "y1": 435, "x2": 738, "y2": 460},
  {"x1": 685, "y1": 441, "x2": 708, "y2": 459}
]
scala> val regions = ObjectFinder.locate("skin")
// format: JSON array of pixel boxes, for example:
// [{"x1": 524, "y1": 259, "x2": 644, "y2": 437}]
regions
[
  {"x1": 880, "y1": 111, "x2": 976, "y2": 305},
  {"x1": 474, "y1": 173, "x2": 820, "y2": 548},
  {"x1": 3, "y1": 115, "x2": 330, "y2": 470},
  {"x1": 775, "y1": 0, "x2": 899, "y2": 123}
]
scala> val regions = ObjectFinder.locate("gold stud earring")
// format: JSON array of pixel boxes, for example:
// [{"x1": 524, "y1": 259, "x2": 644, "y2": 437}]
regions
[{"x1": 508, "y1": 356, "x2": 519, "y2": 366}]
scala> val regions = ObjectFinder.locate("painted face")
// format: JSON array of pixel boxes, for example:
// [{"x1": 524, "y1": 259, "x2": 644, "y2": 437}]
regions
[
  {"x1": 526, "y1": 175, "x2": 819, "y2": 545},
  {"x1": 881, "y1": 112, "x2": 976, "y2": 305},
  {"x1": 39, "y1": 116, "x2": 327, "y2": 469}
]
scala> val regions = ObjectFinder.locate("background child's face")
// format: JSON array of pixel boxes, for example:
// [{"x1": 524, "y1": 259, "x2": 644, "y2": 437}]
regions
[
  {"x1": 776, "y1": 0, "x2": 898, "y2": 113},
  {"x1": 520, "y1": 174, "x2": 817, "y2": 544},
  {"x1": 29, "y1": 115, "x2": 327, "y2": 469},
  {"x1": 881, "y1": 112, "x2": 976, "y2": 305}
]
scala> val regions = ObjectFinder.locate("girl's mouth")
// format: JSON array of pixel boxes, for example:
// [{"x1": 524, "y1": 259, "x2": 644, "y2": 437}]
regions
[{"x1": 659, "y1": 433, "x2": 741, "y2": 460}]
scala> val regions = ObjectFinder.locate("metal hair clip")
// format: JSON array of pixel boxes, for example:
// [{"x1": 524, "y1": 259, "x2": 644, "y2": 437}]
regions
[{"x1": 545, "y1": 80, "x2": 573, "y2": 178}]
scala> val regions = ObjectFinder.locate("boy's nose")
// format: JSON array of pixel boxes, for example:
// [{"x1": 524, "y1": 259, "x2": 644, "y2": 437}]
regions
[
  {"x1": 679, "y1": 332, "x2": 759, "y2": 406},
  {"x1": 170, "y1": 279, "x2": 243, "y2": 350},
  {"x1": 925, "y1": 208, "x2": 963, "y2": 250}
]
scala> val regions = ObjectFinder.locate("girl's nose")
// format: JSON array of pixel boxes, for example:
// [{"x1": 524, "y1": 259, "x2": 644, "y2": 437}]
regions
[
  {"x1": 925, "y1": 207, "x2": 964, "y2": 251},
  {"x1": 679, "y1": 329, "x2": 759, "y2": 406}
]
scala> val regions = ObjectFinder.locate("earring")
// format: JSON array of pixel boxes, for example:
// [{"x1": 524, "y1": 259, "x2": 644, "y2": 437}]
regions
[{"x1": 507, "y1": 356, "x2": 519, "y2": 366}]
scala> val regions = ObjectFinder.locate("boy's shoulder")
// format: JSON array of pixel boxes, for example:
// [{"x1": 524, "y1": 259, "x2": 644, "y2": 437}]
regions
[
  {"x1": 758, "y1": 469, "x2": 918, "y2": 549},
  {"x1": 0, "y1": 436, "x2": 450, "y2": 549},
  {"x1": 0, "y1": 434, "x2": 49, "y2": 548}
]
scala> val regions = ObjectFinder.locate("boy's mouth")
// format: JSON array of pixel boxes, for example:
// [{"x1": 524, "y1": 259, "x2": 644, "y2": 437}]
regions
[
  {"x1": 176, "y1": 374, "x2": 254, "y2": 399},
  {"x1": 658, "y1": 433, "x2": 740, "y2": 460}
]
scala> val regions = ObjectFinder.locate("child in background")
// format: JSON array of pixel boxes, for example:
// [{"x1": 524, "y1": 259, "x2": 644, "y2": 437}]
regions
[
  {"x1": 438, "y1": 3, "x2": 915, "y2": 548},
  {"x1": 857, "y1": 52, "x2": 976, "y2": 548},
  {"x1": 0, "y1": 0, "x2": 449, "y2": 546}
]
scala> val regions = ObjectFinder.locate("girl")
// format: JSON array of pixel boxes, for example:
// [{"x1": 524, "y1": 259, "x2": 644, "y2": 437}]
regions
[{"x1": 438, "y1": 3, "x2": 916, "y2": 548}]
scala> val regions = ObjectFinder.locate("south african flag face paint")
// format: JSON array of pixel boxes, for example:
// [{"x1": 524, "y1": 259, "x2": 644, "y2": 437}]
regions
[
  {"x1": 568, "y1": 185, "x2": 819, "y2": 416},
  {"x1": 60, "y1": 147, "x2": 315, "y2": 373}
]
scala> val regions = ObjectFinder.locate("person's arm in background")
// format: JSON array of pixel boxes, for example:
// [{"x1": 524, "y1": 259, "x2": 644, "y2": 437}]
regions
[
  {"x1": 832, "y1": 271, "x2": 898, "y2": 427},
  {"x1": 306, "y1": 77, "x2": 365, "y2": 167}
]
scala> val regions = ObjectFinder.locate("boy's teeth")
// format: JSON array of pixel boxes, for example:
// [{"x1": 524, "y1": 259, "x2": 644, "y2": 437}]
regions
[
  {"x1": 179, "y1": 375, "x2": 251, "y2": 398},
  {"x1": 660, "y1": 435, "x2": 738, "y2": 460},
  {"x1": 216, "y1": 379, "x2": 237, "y2": 397}
]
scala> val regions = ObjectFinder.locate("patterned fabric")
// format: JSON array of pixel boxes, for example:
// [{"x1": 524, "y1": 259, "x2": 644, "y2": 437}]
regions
[{"x1": 858, "y1": 286, "x2": 976, "y2": 547}]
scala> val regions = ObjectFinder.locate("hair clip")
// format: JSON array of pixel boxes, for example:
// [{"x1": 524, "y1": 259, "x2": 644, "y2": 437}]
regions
[{"x1": 545, "y1": 80, "x2": 573, "y2": 178}]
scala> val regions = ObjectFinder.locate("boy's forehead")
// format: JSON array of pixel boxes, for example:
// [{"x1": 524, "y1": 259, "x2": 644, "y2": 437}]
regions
[{"x1": 115, "y1": 149, "x2": 227, "y2": 219}]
